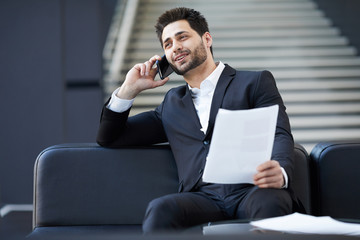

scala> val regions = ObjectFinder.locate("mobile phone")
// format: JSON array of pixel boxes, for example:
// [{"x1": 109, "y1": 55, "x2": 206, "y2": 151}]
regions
[{"x1": 156, "y1": 55, "x2": 174, "y2": 79}]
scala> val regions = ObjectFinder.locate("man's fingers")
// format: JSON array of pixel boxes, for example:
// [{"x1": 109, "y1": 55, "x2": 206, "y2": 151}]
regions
[
  {"x1": 254, "y1": 162, "x2": 281, "y2": 180},
  {"x1": 254, "y1": 174, "x2": 283, "y2": 188},
  {"x1": 256, "y1": 160, "x2": 279, "y2": 172},
  {"x1": 143, "y1": 61, "x2": 150, "y2": 76},
  {"x1": 134, "y1": 55, "x2": 162, "y2": 76},
  {"x1": 121, "y1": 55, "x2": 167, "y2": 98},
  {"x1": 133, "y1": 63, "x2": 145, "y2": 76},
  {"x1": 152, "y1": 76, "x2": 169, "y2": 87},
  {"x1": 254, "y1": 160, "x2": 284, "y2": 189}
]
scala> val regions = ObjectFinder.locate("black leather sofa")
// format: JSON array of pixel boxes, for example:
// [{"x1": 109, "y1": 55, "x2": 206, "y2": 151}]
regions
[
  {"x1": 28, "y1": 141, "x2": 360, "y2": 239},
  {"x1": 310, "y1": 141, "x2": 360, "y2": 219}
]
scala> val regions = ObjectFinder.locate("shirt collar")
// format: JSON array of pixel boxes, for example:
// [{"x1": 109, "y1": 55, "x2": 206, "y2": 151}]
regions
[{"x1": 189, "y1": 61, "x2": 225, "y2": 96}]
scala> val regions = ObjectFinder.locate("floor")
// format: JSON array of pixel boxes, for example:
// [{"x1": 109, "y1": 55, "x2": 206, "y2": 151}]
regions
[{"x1": 0, "y1": 211, "x2": 33, "y2": 240}]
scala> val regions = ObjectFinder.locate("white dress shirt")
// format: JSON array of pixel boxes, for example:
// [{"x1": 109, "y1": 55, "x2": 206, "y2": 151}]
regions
[{"x1": 188, "y1": 61, "x2": 225, "y2": 133}]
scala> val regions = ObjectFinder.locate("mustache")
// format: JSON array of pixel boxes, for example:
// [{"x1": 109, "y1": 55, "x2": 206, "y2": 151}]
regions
[{"x1": 173, "y1": 50, "x2": 191, "y2": 60}]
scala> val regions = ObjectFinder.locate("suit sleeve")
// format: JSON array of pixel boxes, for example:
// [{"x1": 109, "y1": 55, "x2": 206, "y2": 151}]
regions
[
  {"x1": 252, "y1": 70, "x2": 295, "y2": 184},
  {"x1": 96, "y1": 99, "x2": 168, "y2": 147}
]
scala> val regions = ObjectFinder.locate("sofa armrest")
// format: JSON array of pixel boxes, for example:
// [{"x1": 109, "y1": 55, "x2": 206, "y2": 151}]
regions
[
  {"x1": 33, "y1": 143, "x2": 178, "y2": 229},
  {"x1": 310, "y1": 141, "x2": 360, "y2": 219},
  {"x1": 292, "y1": 143, "x2": 311, "y2": 214}
]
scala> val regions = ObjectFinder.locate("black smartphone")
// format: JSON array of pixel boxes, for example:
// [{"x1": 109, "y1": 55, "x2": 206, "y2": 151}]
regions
[{"x1": 156, "y1": 55, "x2": 174, "y2": 79}]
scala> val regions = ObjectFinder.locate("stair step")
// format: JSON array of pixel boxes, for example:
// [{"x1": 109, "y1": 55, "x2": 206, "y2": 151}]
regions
[
  {"x1": 272, "y1": 68, "x2": 360, "y2": 79},
  {"x1": 112, "y1": 69, "x2": 360, "y2": 82},
  {"x1": 213, "y1": 37, "x2": 347, "y2": 48},
  {"x1": 292, "y1": 128, "x2": 360, "y2": 142},
  {"x1": 129, "y1": 37, "x2": 348, "y2": 50},
  {"x1": 134, "y1": 19, "x2": 331, "y2": 31},
  {"x1": 132, "y1": 28, "x2": 340, "y2": 40},
  {"x1": 116, "y1": 68, "x2": 360, "y2": 80},
  {"x1": 139, "y1": 9, "x2": 324, "y2": 20},
  {"x1": 277, "y1": 79, "x2": 360, "y2": 91},
  {"x1": 225, "y1": 57, "x2": 360, "y2": 69},
  {"x1": 282, "y1": 91, "x2": 360, "y2": 103},
  {"x1": 141, "y1": 0, "x2": 318, "y2": 12},
  {"x1": 290, "y1": 115, "x2": 360, "y2": 128},
  {"x1": 121, "y1": 57, "x2": 360, "y2": 73},
  {"x1": 286, "y1": 102, "x2": 360, "y2": 115},
  {"x1": 139, "y1": 13, "x2": 326, "y2": 23},
  {"x1": 132, "y1": 91, "x2": 360, "y2": 106},
  {"x1": 120, "y1": 47, "x2": 357, "y2": 61},
  {"x1": 138, "y1": 79, "x2": 360, "y2": 95}
]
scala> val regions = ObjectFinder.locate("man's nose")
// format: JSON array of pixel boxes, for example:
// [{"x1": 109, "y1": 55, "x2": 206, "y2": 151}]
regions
[{"x1": 172, "y1": 40, "x2": 182, "y2": 52}]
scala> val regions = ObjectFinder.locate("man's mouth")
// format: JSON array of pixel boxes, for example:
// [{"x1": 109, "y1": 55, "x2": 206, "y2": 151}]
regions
[{"x1": 174, "y1": 53, "x2": 188, "y2": 63}]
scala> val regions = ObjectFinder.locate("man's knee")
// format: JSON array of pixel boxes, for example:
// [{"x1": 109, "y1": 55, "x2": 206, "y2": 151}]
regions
[
  {"x1": 240, "y1": 188, "x2": 292, "y2": 219},
  {"x1": 142, "y1": 195, "x2": 181, "y2": 233}
]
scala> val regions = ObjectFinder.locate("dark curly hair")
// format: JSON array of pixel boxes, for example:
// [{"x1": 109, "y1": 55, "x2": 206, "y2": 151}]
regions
[{"x1": 155, "y1": 7, "x2": 213, "y2": 54}]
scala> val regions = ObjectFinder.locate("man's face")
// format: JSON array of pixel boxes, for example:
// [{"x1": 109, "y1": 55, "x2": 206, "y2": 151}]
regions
[{"x1": 161, "y1": 20, "x2": 208, "y2": 76}]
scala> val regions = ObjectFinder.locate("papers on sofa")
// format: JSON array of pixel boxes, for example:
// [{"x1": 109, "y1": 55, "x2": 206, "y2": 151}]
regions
[
  {"x1": 250, "y1": 213, "x2": 360, "y2": 236},
  {"x1": 202, "y1": 105, "x2": 278, "y2": 184}
]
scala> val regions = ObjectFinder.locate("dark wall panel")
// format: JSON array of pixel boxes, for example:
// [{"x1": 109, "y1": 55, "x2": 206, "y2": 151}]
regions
[
  {"x1": 65, "y1": 88, "x2": 103, "y2": 142},
  {"x1": 0, "y1": 0, "x2": 64, "y2": 203},
  {"x1": 64, "y1": 0, "x2": 102, "y2": 81},
  {"x1": 63, "y1": 0, "x2": 103, "y2": 143},
  {"x1": 0, "y1": 0, "x2": 117, "y2": 204}
]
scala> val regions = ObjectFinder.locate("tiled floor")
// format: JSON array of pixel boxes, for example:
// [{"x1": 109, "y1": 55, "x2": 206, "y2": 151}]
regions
[{"x1": 0, "y1": 211, "x2": 32, "y2": 240}]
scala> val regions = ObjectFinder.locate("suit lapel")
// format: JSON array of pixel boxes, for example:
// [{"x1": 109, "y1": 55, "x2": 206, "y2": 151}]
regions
[
  {"x1": 205, "y1": 65, "x2": 236, "y2": 138},
  {"x1": 181, "y1": 85, "x2": 203, "y2": 132}
]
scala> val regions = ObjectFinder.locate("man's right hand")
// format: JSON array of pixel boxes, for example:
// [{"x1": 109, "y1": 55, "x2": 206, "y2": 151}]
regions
[{"x1": 116, "y1": 55, "x2": 170, "y2": 100}]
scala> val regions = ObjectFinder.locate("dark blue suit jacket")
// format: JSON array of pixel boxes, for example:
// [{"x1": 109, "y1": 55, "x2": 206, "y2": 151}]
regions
[{"x1": 97, "y1": 64, "x2": 294, "y2": 193}]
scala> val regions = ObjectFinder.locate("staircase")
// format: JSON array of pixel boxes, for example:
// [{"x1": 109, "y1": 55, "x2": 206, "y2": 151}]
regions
[{"x1": 103, "y1": 0, "x2": 360, "y2": 152}]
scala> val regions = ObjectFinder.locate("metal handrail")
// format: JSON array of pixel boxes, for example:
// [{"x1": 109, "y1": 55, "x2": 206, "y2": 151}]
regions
[{"x1": 102, "y1": 0, "x2": 139, "y2": 95}]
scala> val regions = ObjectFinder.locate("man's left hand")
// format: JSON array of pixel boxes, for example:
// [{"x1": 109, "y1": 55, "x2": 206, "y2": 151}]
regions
[{"x1": 253, "y1": 160, "x2": 284, "y2": 189}]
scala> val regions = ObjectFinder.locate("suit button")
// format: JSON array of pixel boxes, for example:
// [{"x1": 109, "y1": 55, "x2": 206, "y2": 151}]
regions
[{"x1": 203, "y1": 140, "x2": 210, "y2": 145}]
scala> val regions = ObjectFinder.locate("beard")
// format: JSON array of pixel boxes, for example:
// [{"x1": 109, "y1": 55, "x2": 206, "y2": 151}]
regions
[{"x1": 169, "y1": 40, "x2": 208, "y2": 76}]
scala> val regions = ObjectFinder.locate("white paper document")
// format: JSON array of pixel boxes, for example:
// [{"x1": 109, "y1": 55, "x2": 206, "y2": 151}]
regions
[
  {"x1": 202, "y1": 105, "x2": 279, "y2": 184},
  {"x1": 250, "y1": 212, "x2": 360, "y2": 236}
]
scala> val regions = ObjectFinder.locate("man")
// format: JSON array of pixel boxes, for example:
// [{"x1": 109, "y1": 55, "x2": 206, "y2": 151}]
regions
[{"x1": 97, "y1": 7, "x2": 299, "y2": 233}]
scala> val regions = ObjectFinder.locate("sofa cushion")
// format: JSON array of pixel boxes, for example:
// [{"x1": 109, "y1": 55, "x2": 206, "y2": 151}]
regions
[{"x1": 33, "y1": 143, "x2": 179, "y2": 228}]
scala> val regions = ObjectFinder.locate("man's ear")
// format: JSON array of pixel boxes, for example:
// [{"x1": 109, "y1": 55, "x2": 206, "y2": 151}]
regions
[{"x1": 203, "y1": 32, "x2": 213, "y2": 48}]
